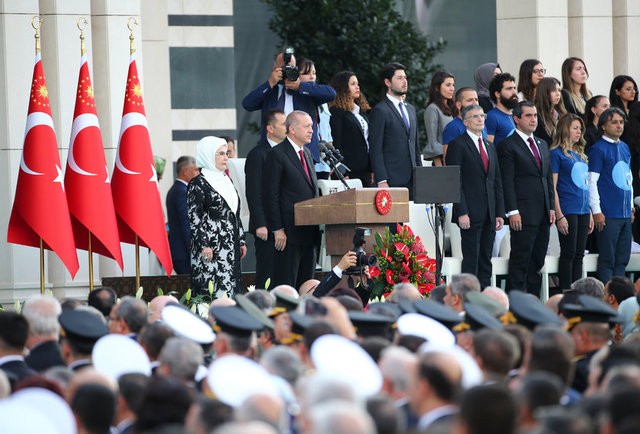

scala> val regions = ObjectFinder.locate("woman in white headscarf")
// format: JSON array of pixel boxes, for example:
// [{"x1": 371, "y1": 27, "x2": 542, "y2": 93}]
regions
[{"x1": 188, "y1": 136, "x2": 246, "y2": 298}]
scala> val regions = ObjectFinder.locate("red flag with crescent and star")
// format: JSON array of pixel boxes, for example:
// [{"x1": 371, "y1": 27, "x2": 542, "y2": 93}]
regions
[
  {"x1": 111, "y1": 55, "x2": 173, "y2": 275},
  {"x1": 64, "y1": 54, "x2": 123, "y2": 270},
  {"x1": 7, "y1": 53, "x2": 79, "y2": 277}
]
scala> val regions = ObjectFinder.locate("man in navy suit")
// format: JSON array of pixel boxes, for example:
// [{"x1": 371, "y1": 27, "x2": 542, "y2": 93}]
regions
[
  {"x1": 166, "y1": 155, "x2": 199, "y2": 275},
  {"x1": 0, "y1": 312, "x2": 36, "y2": 390},
  {"x1": 264, "y1": 111, "x2": 320, "y2": 288},
  {"x1": 22, "y1": 295, "x2": 65, "y2": 372},
  {"x1": 245, "y1": 109, "x2": 287, "y2": 288},
  {"x1": 498, "y1": 101, "x2": 555, "y2": 297},
  {"x1": 369, "y1": 63, "x2": 422, "y2": 199},
  {"x1": 446, "y1": 105, "x2": 504, "y2": 289},
  {"x1": 242, "y1": 51, "x2": 336, "y2": 172}
]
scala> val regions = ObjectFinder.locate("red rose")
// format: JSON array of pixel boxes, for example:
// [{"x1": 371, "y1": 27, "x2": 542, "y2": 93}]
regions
[
  {"x1": 369, "y1": 266, "x2": 381, "y2": 278},
  {"x1": 386, "y1": 269, "x2": 395, "y2": 285}
]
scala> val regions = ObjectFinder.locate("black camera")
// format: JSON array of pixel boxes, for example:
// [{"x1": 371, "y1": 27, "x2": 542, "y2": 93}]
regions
[
  {"x1": 345, "y1": 227, "x2": 377, "y2": 275},
  {"x1": 282, "y1": 47, "x2": 299, "y2": 82}
]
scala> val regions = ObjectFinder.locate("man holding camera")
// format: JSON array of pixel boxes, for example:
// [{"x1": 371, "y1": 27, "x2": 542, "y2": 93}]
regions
[{"x1": 242, "y1": 48, "x2": 336, "y2": 175}]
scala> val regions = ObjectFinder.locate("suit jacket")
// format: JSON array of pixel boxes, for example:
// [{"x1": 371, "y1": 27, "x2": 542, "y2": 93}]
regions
[
  {"x1": 24, "y1": 340, "x2": 65, "y2": 372},
  {"x1": 0, "y1": 359, "x2": 36, "y2": 389},
  {"x1": 329, "y1": 107, "x2": 371, "y2": 172},
  {"x1": 245, "y1": 138, "x2": 272, "y2": 232},
  {"x1": 264, "y1": 138, "x2": 320, "y2": 245},
  {"x1": 498, "y1": 132, "x2": 554, "y2": 226},
  {"x1": 242, "y1": 80, "x2": 336, "y2": 162},
  {"x1": 446, "y1": 133, "x2": 504, "y2": 223},
  {"x1": 166, "y1": 180, "x2": 190, "y2": 267},
  {"x1": 369, "y1": 97, "x2": 422, "y2": 187}
]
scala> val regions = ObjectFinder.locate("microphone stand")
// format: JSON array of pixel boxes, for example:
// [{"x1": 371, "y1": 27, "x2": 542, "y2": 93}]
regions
[
  {"x1": 433, "y1": 204, "x2": 446, "y2": 285},
  {"x1": 321, "y1": 150, "x2": 351, "y2": 190}
]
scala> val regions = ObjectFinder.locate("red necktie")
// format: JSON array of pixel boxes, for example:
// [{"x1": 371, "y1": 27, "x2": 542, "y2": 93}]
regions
[
  {"x1": 478, "y1": 137, "x2": 489, "y2": 173},
  {"x1": 299, "y1": 149, "x2": 311, "y2": 181},
  {"x1": 527, "y1": 137, "x2": 541, "y2": 169}
]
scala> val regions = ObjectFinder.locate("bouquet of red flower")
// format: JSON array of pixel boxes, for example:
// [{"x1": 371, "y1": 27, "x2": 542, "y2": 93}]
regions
[{"x1": 369, "y1": 223, "x2": 437, "y2": 299}]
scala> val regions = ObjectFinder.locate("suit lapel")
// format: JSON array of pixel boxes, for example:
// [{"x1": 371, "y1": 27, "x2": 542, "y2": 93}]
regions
[
  {"x1": 346, "y1": 111, "x2": 367, "y2": 141},
  {"x1": 464, "y1": 134, "x2": 486, "y2": 174},
  {"x1": 516, "y1": 134, "x2": 541, "y2": 172},
  {"x1": 383, "y1": 98, "x2": 407, "y2": 136},
  {"x1": 284, "y1": 139, "x2": 314, "y2": 189}
]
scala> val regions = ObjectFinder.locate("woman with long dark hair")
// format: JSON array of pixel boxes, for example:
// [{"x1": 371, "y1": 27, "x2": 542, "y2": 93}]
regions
[
  {"x1": 550, "y1": 114, "x2": 592, "y2": 289},
  {"x1": 329, "y1": 71, "x2": 372, "y2": 187},
  {"x1": 561, "y1": 57, "x2": 593, "y2": 116},
  {"x1": 517, "y1": 59, "x2": 545, "y2": 102},
  {"x1": 423, "y1": 70, "x2": 456, "y2": 165},
  {"x1": 583, "y1": 95, "x2": 610, "y2": 151},
  {"x1": 534, "y1": 77, "x2": 567, "y2": 144}
]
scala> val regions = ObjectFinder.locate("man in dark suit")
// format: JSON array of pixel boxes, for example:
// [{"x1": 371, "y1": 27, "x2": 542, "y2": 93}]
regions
[
  {"x1": 0, "y1": 312, "x2": 36, "y2": 390},
  {"x1": 22, "y1": 295, "x2": 66, "y2": 372},
  {"x1": 369, "y1": 63, "x2": 422, "y2": 199},
  {"x1": 242, "y1": 51, "x2": 336, "y2": 171},
  {"x1": 446, "y1": 104, "x2": 505, "y2": 289},
  {"x1": 264, "y1": 110, "x2": 320, "y2": 288},
  {"x1": 498, "y1": 101, "x2": 555, "y2": 297},
  {"x1": 166, "y1": 155, "x2": 198, "y2": 275},
  {"x1": 245, "y1": 109, "x2": 286, "y2": 289}
]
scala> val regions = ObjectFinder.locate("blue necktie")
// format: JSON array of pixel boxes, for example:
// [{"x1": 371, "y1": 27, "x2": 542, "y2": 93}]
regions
[{"x1": 398, "y1": 102, "x2": 410, "y2": 134}]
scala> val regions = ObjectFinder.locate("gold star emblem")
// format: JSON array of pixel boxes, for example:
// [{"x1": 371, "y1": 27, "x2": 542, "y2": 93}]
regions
[
  {"x1": 132, "y1": 83, "x2": 142, "y2": 97},
  {"x1": 85, "y1": 85, "x2": 94, "y2": 99},
  {"x1": 37, "y1": 84, "x2": 48, "y2": 99}
]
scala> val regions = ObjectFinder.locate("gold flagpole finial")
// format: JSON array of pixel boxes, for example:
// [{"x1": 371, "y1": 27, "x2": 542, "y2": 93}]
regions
[
  {"x1": 127, "y1": 17, "x2": 138, "y2": 55},
  {"x1": 77, "y1": 16, "x2": 88, "y2": 56},
  {"x1": 31, "y1": 16, "x2": 42, "y2": 55}
]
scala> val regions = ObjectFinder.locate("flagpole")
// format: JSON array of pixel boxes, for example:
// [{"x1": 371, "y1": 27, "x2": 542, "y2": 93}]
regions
[
  {"x1": 135, "y1": 235, "x2": 140, "y2": 291},
  {"x1": 39, "y1": 239, "x2": 45, "y2": 295}
]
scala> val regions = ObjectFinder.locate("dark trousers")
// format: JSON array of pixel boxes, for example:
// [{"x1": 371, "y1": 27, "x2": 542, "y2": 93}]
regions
[
  {"x1": 460, "y1": 211, "x2": 495, "y2": 289},
  {"x1": 173, "y1": 258, "x2": 191, "y2": 275},
  {"x1": 254, "y1": 233, "x2": 276, "y2": 289},
  {"x1": 596, "y1": 218, "x2": 632, "y2": 283},
  {"x1": 557, "y1": 214, "x2": 590, "y2": 290},
  {"x1": 508, "y1": 217, "x2": 550, "y2": 298},
  {"x1": 273, "y1": 242, "x2": 317, "y2": 289}
]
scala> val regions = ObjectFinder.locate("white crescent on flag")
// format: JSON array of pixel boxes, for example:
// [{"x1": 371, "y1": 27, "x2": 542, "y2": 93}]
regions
[
  {"x1": 115, "y1": 112, "x2": 148, "y2": 175},
  {"x1": 68, "y1": 113, "x2": 99, "y2": 176},
  {"x1": 20, "y1": 112, "x2": 55, "y2": 176}
]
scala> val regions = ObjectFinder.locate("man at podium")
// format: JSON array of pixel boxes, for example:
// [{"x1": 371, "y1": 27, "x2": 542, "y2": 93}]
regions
[{"x1": 264, "y1": 111, "x2": 321, "y2": 288}]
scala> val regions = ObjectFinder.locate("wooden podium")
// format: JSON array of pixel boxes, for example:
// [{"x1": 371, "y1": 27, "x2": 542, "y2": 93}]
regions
[{"x1": 294, "y1": 188, "x2": 409, "y2": 265}]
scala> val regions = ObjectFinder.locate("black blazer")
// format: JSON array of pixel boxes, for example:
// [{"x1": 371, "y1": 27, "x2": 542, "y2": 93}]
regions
[
  {"x1": 0, "y1": 359, "x2": 36, "y2": 389},
  {"x1": 264, "y1": 138, "x2": 320, "y2": 245},
  {"x1": 446, "y1": 133, "x2": 504, "y2": 223},
  {"x1": 498, "y1": 132, "x2": 554, "y2": 225},
  {"x1": 24, "y1": 340, "x2": 65, "y2": 372},
  {"x1": 166, "y1": 180, "x2": 190, "y2": 267},
  {"x1": 245, "y1": 138, "x2": 272, "y2": 232},
  {"x1": 329, "y1": 107, "x2": 371, "y2": 172},
  {"x1": 369, "y1": 97, "x2": 422, "y2": 187}
]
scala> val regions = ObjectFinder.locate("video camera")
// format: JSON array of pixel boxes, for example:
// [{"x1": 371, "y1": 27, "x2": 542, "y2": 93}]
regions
[
  {"x1": 345, "y1": 227, "x2": 377, "y2": 275},
  {"x1": 282, "y1": 47, "x2": 299, "y2": 82}
]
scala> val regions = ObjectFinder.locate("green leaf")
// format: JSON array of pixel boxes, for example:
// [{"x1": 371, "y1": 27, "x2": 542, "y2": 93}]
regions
[
  {"x1": 208, "y1": 280, "x2": 214, "y2": 298},
  {"x1": 264, "y1": 278, "x2": 271, "y2": 290},
  {"x1": 14, "y1": 300, "x2": 20, "y2": 313},
  {"x1": 157, "y1": 287, "x2": 164, "y2": 296},
  {"x1": 374, "y1": 232, "x2": 383, "y2": 249}
]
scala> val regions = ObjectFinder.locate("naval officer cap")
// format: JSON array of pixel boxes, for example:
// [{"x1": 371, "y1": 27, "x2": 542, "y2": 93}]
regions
[
  {"x1": 210, "y1": 306, "x2": 263, "y2": 337},
  {"x1": 504, "y1": 291, "x2": 562, "y2": 330}
]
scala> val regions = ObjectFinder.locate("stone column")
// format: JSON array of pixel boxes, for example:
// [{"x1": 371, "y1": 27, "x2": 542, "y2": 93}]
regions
[
  {"x1": 567, "y1": 0, "x2": 613, "y2": 95},
  {"x1": 612, "y1": 0, "x2": 640, "y2": 77},
  {"x1": 496, "y1": 0, "x2": 569, "y2": 79}
]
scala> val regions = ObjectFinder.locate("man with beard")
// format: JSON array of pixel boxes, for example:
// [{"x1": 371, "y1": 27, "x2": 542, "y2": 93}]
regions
[
  {"x1": 486, "y1": 73, "x2": 518, "y2": 146},
  {"x1": 369, "y1": 62, "x2": 422, "y2": 200}
]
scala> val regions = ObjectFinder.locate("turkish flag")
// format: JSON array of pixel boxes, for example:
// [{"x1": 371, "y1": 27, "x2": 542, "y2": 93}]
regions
[
  {"x1": 64, "y1": 55, "x2": 123, "y2": 270},
  {"x1": 111, "y1": 55, "x2": 173, "y2": 276},
  {"x1": 7, "y1": 54, "x2": 79, "y2": 277}
]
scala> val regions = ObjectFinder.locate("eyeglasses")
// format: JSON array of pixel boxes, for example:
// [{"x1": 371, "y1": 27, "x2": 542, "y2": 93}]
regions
[
  {"x1": 532, "y1": 68, "x2": 546, "y2": 75},
  {"x1": 465, "y1": 114, "x2": 487, "y2": 120},
  {"x1": 215, "y1": 151, "x2": 231, "y2": 157}
]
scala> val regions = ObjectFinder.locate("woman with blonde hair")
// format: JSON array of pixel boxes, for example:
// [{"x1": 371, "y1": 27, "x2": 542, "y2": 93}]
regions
[
  {"x1": 534, "y1": 77, "x2": 567, "y2": 144},
  {"x1": 550, "y1": 114, "x2": 593, "y2": 289},
  {"x1": 561, "y1": 57, "x2": 593, "y2": 116}
]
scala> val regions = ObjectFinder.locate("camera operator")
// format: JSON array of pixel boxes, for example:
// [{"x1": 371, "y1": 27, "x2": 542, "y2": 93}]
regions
[
  {"x1": 242, "y1": 48, "x2": 336, "y2": 178},
  {"x1": 311, "y1": 248, "x2": 375, "y2": 304}
]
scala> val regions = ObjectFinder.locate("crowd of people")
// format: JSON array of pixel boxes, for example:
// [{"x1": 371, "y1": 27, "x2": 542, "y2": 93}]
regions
[{"x1": 3, "y1": 274, "x2": 640, "y2": 434}]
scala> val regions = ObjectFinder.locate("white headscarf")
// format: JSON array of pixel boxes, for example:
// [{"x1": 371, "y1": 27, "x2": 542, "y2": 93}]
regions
[{"x1": 196, "y1": 136, "x2": 239, "y2": 214}]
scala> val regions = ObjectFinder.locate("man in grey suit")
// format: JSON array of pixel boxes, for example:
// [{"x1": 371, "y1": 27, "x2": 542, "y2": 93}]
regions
[{"x1": 369, "y1": 63, "x2": 422, "y2": 199}]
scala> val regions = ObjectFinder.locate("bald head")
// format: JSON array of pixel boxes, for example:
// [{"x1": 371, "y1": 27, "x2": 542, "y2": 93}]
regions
[
  {"x1": 148, "y1": 295, "x2": 179, "y2": 323},
  {"x1": 299, "y1": 279, "x2": 320, "y2": 297},
  {"x1": 272, "y1": 285, "x2": 299, "y2": 299},
  {"x1": 236, "y1": 394, "x2": 287, "y2": 432}
]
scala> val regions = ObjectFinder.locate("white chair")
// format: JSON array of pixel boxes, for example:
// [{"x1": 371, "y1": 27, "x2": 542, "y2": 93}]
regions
[
  {"x1": 539, "y1": 226, "x2": 561, "y2": 302},
  {"x1": 582, "y1": 253, "x2": 598, "y2": 278},
  {"x1": 442, "y1": 208, "x2": 463, "y2": 282},
  {"x1": 491, "y1": 230, "x2": 511, "y2": 287}
]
